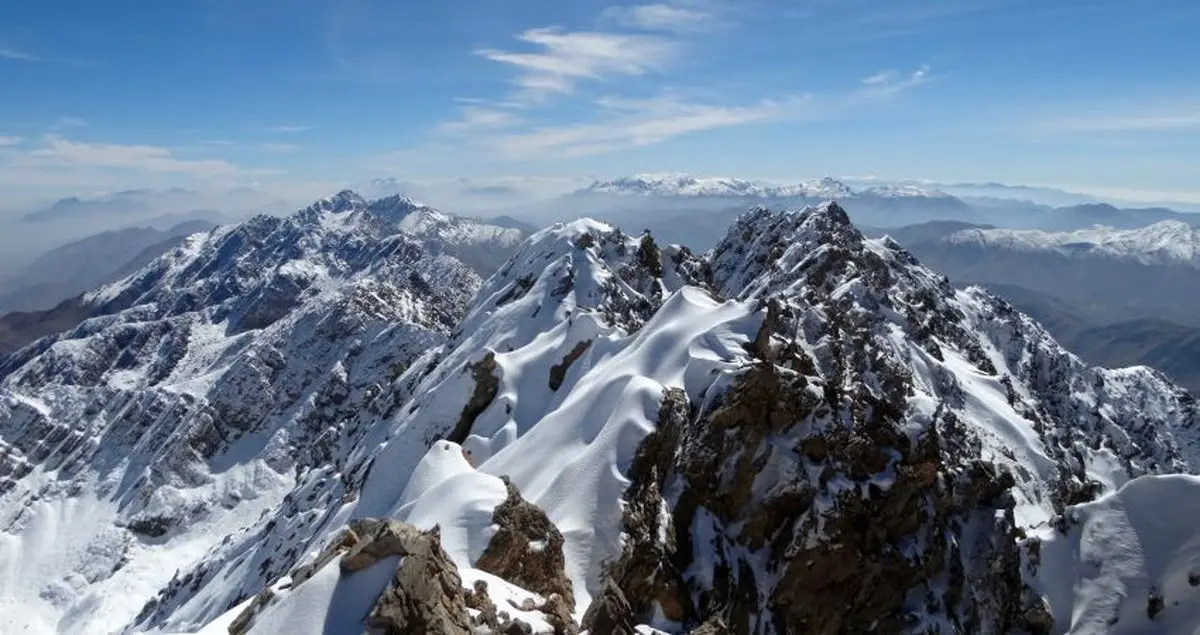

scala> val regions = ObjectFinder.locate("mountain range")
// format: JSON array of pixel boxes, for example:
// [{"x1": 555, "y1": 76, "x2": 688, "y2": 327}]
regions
[
  {"x1": 873, "y1": 220, "x2": 1200, "y2": 393},
  {"x1": 0, "y1": 220, "x2": 218, "y2": 314},
  {"x1": 500, "y1": 173, "x2": 1200, "y2": 252},
  {"x1": 2, "y1": 192, "x2": 1200, "y2": 633}
]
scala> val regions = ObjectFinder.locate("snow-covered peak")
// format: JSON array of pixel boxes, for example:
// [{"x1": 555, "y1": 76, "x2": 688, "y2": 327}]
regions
[
  {"x1": 6, "y1": 195, "x2": 1200, "y2": 634},
  {"x1": 583, "y1": 173, "x2": 853, "y2": 199},
  {"x1": 861, "y1": 182, "x2": 952, "y2": 198},
  {"x1": 945, "y1": 219, "x2": 1200, "y2": 267}
]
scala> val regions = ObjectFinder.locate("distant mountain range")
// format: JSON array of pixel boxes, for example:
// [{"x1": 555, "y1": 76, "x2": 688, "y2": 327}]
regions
[
  {"x1": 0, "y1": 220, "x2": 218, "y2": 314},
  {"x1": 871, "y1": 220, "x2": 1200, "y2": 393},
  {"x1": 3, "y1": 196, "x2": 1198, "y2": 633},
  {"x1": 0, "y1": 194, "x2": 527, "y2": 357},
  {"x1": 498, "y1": 173, "x2": 1200, "y2": 250}
]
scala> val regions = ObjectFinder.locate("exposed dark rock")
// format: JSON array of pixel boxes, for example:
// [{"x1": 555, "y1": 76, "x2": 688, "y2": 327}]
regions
[
  {"x1": 580, "y1": 578, "x2": 636, "y2": 635},
  {"x1": 636, "y1": 232, "x2": 664, "y2": 278},
  {"x1": 342, "y1": 520, "x2": 473, "y2": 635},
  {"x1": 549, "y1": 340, "x2": 591, "y2": 391},
  {"x1": 476, "y1": 477, "x2": 575, "y2": 612},
  {"x1": 691, "y1": 615, "x2": 732, "y2": 635},
  {"x1": 227, "y1": 588, "x2": 275, "y2": 635},
  {"x1": 126, "y1": 515, "x2": 177, "y2": 538},
  {"x1": 465, "y1": 579, "x2": 500, "y2": 629},
  {"x1": 1147, "y1": 588, "x2": 1165, "y2": 621},
  {"x1": 447, "y1": 352, "x2": 499, "y2": 444},
  {"x1": 538, "y1": 593, "x2": 579, "y2": 635},
  {"x1": 585, "y1": 387, "x2": 692, "y2": 628}
]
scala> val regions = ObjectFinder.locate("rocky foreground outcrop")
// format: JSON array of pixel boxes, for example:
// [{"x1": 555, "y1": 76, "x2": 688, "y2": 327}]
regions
[
  {"x1": 229, "y1": 519, "x2": 473, "y2": 635},
  {"x1": 229, "y1": 476, "x2": 579, "y2": 635}
]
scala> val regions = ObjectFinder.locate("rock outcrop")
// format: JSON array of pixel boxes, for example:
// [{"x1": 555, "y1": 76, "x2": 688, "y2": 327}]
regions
[
  {"x1": 228, "y1": 519, "x2": 474, "y2": 634},
  {"x1": 357, "y1": 521, "x2": 473, "y2": 635},
  {"x1": 477, "y1": 477, "x2": 576, "y2": 612}
]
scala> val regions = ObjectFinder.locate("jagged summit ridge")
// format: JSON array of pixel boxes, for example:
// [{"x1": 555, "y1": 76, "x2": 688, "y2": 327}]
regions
[{"x1": 2, "y1": 196, "x2": 1199, "y2": 634}]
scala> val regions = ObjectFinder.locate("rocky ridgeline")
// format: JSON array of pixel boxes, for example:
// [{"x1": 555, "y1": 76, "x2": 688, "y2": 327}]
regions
[{"x1": 4, "y1": 198, "x2": 1199, "y2": 634}]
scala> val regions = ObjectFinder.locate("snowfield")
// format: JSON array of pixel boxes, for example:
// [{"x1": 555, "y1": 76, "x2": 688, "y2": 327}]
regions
[
  {"x1": 1037, "y1": 474, "x2": 1200, "y2": 634},
  {"x1": 1, "y1": 196, "x2": 1199, "y2": 634}
]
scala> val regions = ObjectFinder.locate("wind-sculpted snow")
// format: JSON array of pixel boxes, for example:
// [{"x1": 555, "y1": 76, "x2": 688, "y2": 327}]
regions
[
  {"x1": 4, "y1": 197, "x2": 1200, "y2": 634},
  {"x1": 1035, "y1": 474, "x2": 1200, "y2": 634}
]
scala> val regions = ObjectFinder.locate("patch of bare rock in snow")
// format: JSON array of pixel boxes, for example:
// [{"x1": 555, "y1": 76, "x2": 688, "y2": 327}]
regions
[{"x1": 4, "y1": 194, "x2": 1200, "y2": 635}]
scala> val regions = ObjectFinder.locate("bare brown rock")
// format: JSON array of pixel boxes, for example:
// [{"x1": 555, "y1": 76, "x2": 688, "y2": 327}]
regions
[
  {"x1": 447, "y1": 352, "x2": 499, "y2": 444},
  {"x1": 580, "y1": 578, "x2": 637, "y2": 635},
  {"x1": 227, "y1": 588, "x2": 275, "y2": 635},
  {"x1": 549, "y1": 340, "x2": 591, "y2": 391},
  {"x1": 538, "y1": 593, "x2": 580, "y2": 635},
  {"x1": 476, "y1": 477, "x2": 575, "y2": 612},
  {"x1": 353, "y1": 521, "x2": 473, "y2": 635},
  {"x1": 690, "y1": 615, "x2": 731, "y2": 635},
  {"x1": 465, "y1": 579, "x2": 500, "y2": 629}
]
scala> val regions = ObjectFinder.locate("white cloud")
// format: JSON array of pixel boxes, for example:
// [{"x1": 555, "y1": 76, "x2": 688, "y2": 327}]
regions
[
  {"x1": 266, "y1": 125, "x2": 311, "y2": 133},
  {"x1": 15, "y1": 136, "x2": 246, "y2": 176},
  {"x1": 602, "y1": 2, "x2": 718, "y2": 32},
  {"x1": 475, "y1": 27, "x2": 675, "y2": 99},
  {"x1": 861, "y1": 71, "x2": 893, "y2": 86},
  {"x1": 436, "y1": 106, "x2": 524, "y2": 134},
  {"x1": 0, "y1": 48, "x2": 41, "y2": 62},
  {"x1": 854, "y1": 65, "x2": 931, "y2": 98},
  {"x1": 481, "y1": 93, "x2": 810, "y2": 158},
  {"x1": 0, "y1": 136, "x2": 23, "y2": 147}
]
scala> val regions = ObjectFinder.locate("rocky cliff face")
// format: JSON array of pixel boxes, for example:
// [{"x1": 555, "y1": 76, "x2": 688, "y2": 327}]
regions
[{"x1": 2, "y1": 199, "x2": 1198, "y2": 635}]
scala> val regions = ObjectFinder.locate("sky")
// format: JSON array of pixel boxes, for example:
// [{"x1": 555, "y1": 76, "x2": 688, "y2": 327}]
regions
[{"x1": 1, "y1": 0, "x2": 1199, "y2": 208}]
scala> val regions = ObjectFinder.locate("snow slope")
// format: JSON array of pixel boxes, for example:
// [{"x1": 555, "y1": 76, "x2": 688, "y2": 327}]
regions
[
  {"x1": 4, "y1": 198, "x2": 1200, "y2": 634},
  {"x1": 945, "y1": 220, "x2": 1200, "y2": 267},
  {"x1": 1036, "y1": 474, "x2": 1200, "y2": 634},
  {"x1": 0, "y1": 190, "x2": 519, "y2": 634}
]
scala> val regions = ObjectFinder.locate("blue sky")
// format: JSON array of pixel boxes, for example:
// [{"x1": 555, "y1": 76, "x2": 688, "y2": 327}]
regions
[{"x1": 1, "y1": 0, "x2": 1198, "y2": 204}]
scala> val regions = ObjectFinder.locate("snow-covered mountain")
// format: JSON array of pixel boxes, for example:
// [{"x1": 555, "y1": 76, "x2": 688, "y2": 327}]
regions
[
  {"x1": 945, "y1": 220, "x2": 1200, "y2": 268},
  {"x1": 3, "y1": 199, "x2": 1200, "y2": 634},
  {"x1": 0, "y1": 220, "x2": 217, "y2": 315},
  {"x1": 584, "y1": 173, "x2": 854, "y2": 199}
]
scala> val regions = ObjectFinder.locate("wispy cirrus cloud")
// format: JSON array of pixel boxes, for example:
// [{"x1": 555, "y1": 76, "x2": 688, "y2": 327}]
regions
[
  {"x1": 480, "y1": 93, "x2": 809, "y2": 158},
  {"x1": 430, "y1": 4, "x2": 931, "y2": 163},
  {"x1": 8, "y1": 135, "x2": 276, "y2": 178},
  {"x1": 0, "y1": 48, "x2": 42, "y2": 62},
  {"x1": 265, "y1": 124, "x2": 311, "y2": 133},
  {"x1": 430, "y1": 63, "x2": 931, "y2": 160},
  {"x1": 0, "y1": 45, "x2": 97, "y2": 66},
  {"x1": 436, "y1": 106, "x2": 525, "y2": 134},
  {"x1": 475, "y1": 27, "x2": 676, "y2": 99},
  {"x1": 601, "y1": 0, "x2": 726, "y2": 32},
  {"x1": 855, "y1": 65, "x2": 932, "y2": 98},
  {"x1": 0, "y1": 136, "x2": 23, "y2": 147}
]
